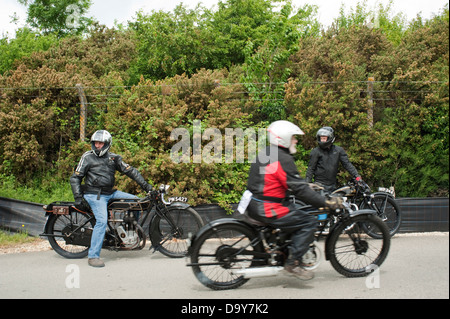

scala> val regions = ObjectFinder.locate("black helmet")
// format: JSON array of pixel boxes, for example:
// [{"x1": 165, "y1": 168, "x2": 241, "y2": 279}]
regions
[
  {"x1": 316, "y1": 126, "x2": 335, "y2": 149},
  {"x1": 91, "y1": 130, "x2": 112, "y2": 157}
]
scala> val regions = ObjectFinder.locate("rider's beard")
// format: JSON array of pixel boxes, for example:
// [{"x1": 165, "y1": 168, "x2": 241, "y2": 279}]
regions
[{"x1": 289, "y1": 143, "x2": 297, "y2": 154}]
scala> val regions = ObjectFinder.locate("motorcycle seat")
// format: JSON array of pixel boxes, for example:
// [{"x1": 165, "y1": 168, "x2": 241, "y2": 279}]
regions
[{"x1": 237, "y1": 213, "x2": 268, "y2": 227}]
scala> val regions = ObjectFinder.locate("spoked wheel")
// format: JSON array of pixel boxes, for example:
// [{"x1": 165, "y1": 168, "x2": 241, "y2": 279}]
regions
[
  {"x1": 46, "y1": 212, "x2": 95, "y2": 259},
  {"x1": 361, "y1": 195, "x2": 402, "y2": 238},
  {"x1": 152, "y1": 206, "x2": 204, "y2": 258},
  {"x1": 189, "y1": 223, "x2": 265, "y2": 290},
  {"x1": 326, "y1": 214, "x2": 390, "y2": 277}
]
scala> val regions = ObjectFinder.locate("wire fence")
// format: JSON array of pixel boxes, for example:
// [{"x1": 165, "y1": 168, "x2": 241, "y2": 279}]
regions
[
  {"x1": 1, "y1": 79, "x2": 448, "y2": 139},
  {"x1": 1, "y1": 79, "x2": 447, "y2": 103}
]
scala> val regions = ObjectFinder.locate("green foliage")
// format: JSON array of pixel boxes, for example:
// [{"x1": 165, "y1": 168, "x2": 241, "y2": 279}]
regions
[
  {"x1": 95, "y1": 70, "x2": 258, "y2": 205},
  {"x1": 0, "y1": 0, "x2": 448, "y2": 204},
  {"x1": 0, "y1": 229, "x2": 36, "y2": 246},
  {"x1": 241, "y1": 2, "x2": 320, "y2": 122},
  {"x1": 287, "y1": 10, "x2": 449, "y2": 196},
  {"x1": 333, "y1": 0, "x2": 407, "y2": 45},
  {"x1": 0, "y1": 28, "x2": 59, "y2": 75},
  {"x1": 210, "y1": 0, "x2": 278, "y2": 67},
  {"x1": 0, "y1": 24, "x2": 136, "y2": 181},
  {"x1": 0, "y1": 172, "x2": 73, "y2": 204},
  {"x1": 18, "y1": 0, "x2": 93, "y2": 37},
  {"x1": 129, "y1": 4, "x2": 216, "y2": 82},
  {"x1": 128, "y1": 0, "x2": 320, "y2": 84}
]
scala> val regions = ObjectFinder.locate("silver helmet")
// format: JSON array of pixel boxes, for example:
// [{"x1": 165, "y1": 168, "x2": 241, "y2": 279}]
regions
[
  {"x1": 91, "y1": 130, "x2": 112, "y2": 157},
  {"x1": 316, "y1": 126, "x2": 335, "y2": 149}
]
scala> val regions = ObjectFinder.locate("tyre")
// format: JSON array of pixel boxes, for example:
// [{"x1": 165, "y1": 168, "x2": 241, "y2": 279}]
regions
[
  {"x1": 151, "y1": 206, "x2": 204, "y2": 258},
  {"x1": 46, "y1": 212, "x2": 94, "y2": 259},
  {"x1": 326, "y1": 214, "x2": 390, "y2": 277},
  {"x1": 189, "y1": 223, "x2": 265, "y2": 290},
  {"x1": 361, "y1": 194, "x2": 402, "y2": 238}
]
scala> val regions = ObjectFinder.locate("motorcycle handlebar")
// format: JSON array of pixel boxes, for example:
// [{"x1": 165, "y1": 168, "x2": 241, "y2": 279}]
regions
[{"x1": 139, "y1": 184, "x2": 172, "y2": 204}]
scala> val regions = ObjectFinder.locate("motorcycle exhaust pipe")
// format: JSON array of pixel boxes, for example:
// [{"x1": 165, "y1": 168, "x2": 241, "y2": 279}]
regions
[{"x1": 232, "y1": 266, "x2": 284, "y2": 278}]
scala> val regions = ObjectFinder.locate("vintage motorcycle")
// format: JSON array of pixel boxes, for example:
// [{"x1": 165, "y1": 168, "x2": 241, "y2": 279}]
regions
[
  {"x1": 187, "y1": 198, "x2": 390, "y2": 290},
  {"x1": 332, "y1": 179, "x2": 402, "y2": 237},
  {"x1": 40, "y1": 185, "x2": 204, "y2": 259}
]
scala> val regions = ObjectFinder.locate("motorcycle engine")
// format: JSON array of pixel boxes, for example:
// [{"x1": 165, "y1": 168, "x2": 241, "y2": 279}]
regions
[{"x1": 116, "y1": 225, "x2": 139, "y2": 247}]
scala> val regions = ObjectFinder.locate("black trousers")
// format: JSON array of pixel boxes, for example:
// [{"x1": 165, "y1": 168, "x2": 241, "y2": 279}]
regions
[{"x1": 248, "y1": 201, "x2": 317, "y2": 262}]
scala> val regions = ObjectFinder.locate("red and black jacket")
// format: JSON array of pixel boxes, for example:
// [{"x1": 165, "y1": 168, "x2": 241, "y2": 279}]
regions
[{"x1": 246, "y1": 145, "x2": 326, "y2": 221}]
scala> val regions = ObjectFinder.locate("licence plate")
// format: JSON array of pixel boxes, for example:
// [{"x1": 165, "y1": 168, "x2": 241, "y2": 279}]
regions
[
  {"x1": 168, "y1": 196, "x2": 188, "y2": 203},
  {"x1": 378, "y1": 187, "x2": 395, "y2": 197}
]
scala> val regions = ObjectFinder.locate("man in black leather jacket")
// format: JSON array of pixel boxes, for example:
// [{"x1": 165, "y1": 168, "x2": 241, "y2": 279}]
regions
[
  {"x1": 70, "y1": 130, "x2": 152, "y2": 267},
  {"x1": 305, "y1": 127, "x2": 361, "y2": 193}
]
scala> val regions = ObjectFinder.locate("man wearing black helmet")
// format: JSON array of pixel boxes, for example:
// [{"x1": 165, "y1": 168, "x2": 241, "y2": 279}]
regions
[
  {"x1": 305, "y1": 126, "x2": 362, "y2": 193},
  {"x1": 70, "y1": 130, "x2": 153, "y2": 267}
]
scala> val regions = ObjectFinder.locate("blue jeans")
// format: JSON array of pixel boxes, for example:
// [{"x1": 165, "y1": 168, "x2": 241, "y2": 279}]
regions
[{"x1": 84, "y1": 190, "x2": 138, "y2": 259}]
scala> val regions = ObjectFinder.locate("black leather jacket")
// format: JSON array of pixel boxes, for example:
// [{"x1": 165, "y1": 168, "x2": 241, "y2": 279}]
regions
[
  {"x1": 70, "y1": 150, "x2": 151, "y2": 199},
  {"x1": 305, "y1": 144, "x2": 359, "y2": 188}
]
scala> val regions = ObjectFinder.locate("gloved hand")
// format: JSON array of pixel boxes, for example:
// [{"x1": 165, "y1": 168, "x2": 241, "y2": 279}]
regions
[
  {"x1": 309, "y1": 183, "x2": 324, "y2": 192},
  {"x1": 143, "y1": 183, "x2": 153, "y2": 193},
  {"x1": 355, "y1": 176, "x2": 366, "y2": 185},
  {"x1": 74, "y1": 197, "x2": 89, "y2": 211},
  {"x1": 325, "y1": 197, "x2": 344, "y2": 210},
  {"x1": 355, "y1": 176, "x2": 369, "y2": 191}
]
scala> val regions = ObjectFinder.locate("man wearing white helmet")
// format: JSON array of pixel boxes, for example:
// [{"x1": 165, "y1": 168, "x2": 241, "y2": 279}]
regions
[
  {"x1": 245, "y1": 120, "x2": 343, "y2": 280},
  {"x1": 70, "y1": 130, "x2": 153, "y2": 267}
]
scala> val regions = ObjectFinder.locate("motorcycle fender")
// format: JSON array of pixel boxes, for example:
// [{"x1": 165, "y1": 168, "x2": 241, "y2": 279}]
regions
[
  {"x1": 349, "y1": 208, "x2": 376, "y2": 218},
  {"x1": 168, "y1": 201, "x2": 190, "y2": 209},
  {"x1": 187, "y1": 218, "x2": 258, "y2": 256},
  {"x1": 372, "y1": 191, "x2": 395, "y2": 199},
  {"x1": 42, "y1": 215, "x2": 53, "y2": 234},
  {"x1": 41, "y1": 207, "x2": 91, "y2": 237},
  {"x1": 324, "y1": 209, "x2": 376, "y2": 260}
]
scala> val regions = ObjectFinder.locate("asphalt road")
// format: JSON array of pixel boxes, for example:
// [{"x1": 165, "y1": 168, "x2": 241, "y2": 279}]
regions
[{"x1": 0, "y1": 232, "x2": 448, "y2": 301}]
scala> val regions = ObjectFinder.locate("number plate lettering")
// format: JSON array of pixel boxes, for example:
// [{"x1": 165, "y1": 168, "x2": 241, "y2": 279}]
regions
[{"x1": 168, "y1": 197, "x2": 188, "y2": 203}]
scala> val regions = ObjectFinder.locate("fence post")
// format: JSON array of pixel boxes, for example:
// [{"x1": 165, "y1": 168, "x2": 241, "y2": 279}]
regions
[
  {"x1": 367, "y1": 77, "x2": 374, "y2": 128},
  {"x1": 76, "y1": 83, "x2": 87, "y2": 141}
]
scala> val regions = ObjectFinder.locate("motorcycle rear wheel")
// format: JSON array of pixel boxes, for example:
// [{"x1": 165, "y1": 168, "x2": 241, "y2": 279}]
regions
[
  {"x1": 46, "y1": 212, "x2": 94, "y2": 259},
  {"x1": 190, "y1": 223, "x2": 265, "y2": 290}
]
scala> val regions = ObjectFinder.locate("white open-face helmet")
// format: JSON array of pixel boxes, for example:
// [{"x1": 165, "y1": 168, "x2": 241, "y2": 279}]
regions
[
  {"x1": 267, "y1": 120, "x2": 304, "y2": 152},
  {"x1": 91, "y1": 130, "x2": 112, "y2": 157}
]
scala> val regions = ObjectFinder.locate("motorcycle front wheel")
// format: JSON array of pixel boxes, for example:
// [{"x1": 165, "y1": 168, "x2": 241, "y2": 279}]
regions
[
  {"x1": 361, "y1": 195, "x2": 402, "y2": 238},
  {"x1": 326, "y1": 214, "x2": 390, "y2": 278},
  {"x1": 189, "y1": 223, "x2": 265, "y2": 290},
  {"x1": 46, "y1": 211, "x2": 94, "y2": 259},
  {"x1": 151, "y1": 206, "x2": 204, "y2": 258}
]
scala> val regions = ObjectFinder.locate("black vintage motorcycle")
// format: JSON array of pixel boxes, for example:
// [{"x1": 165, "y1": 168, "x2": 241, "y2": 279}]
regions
[
  {"x1": 187, "y1": 198, "x2": 390, "y2": 290},
  {"x1": 40, "y1": 185, "x2": 204, "y2": 259},
  {"x1": 332, "y1": 179, "x2": 402, "y2": 238}
]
